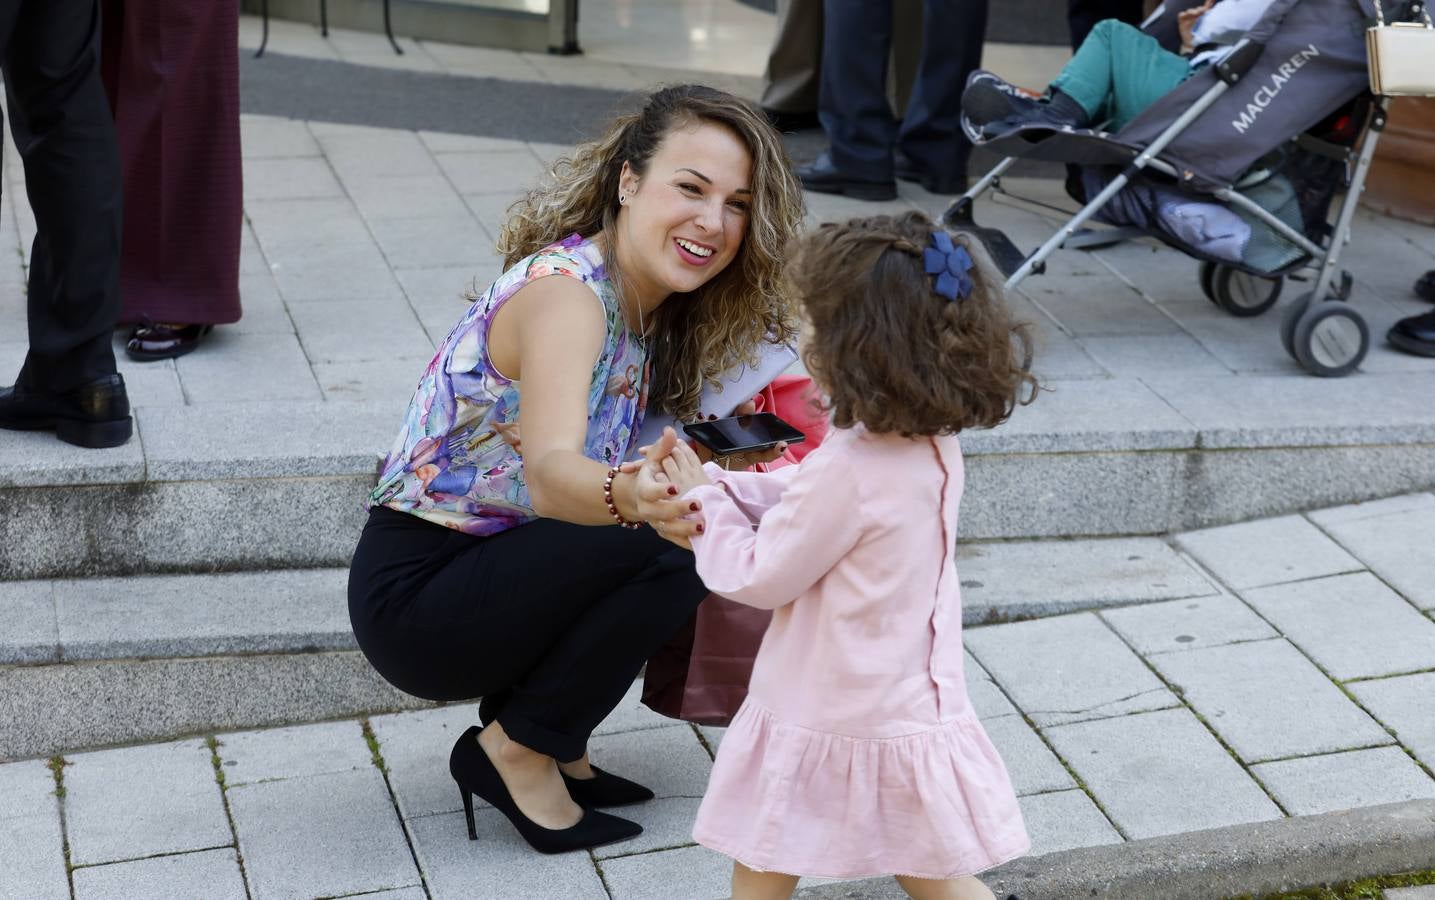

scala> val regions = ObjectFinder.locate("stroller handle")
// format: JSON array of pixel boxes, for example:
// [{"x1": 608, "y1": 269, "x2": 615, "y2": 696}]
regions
[{"x1": 1215, "y1": 38, "x2": 1266, "y2": 85}]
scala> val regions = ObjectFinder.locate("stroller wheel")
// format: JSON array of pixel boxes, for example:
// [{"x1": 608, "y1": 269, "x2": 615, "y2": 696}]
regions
[
  {"x1": 1211, "y1": 267, "x2": 1282, "y2": 318},
  {"x1": 1292, "y1": 302, "x2": 1369, "y2": 377},
  {"x1": 1199, "y1": 260, "x2": 1218, "y2": 303},
  {"x1": 1280, "y1": 292, "x2": 1314, "y2": 360}
]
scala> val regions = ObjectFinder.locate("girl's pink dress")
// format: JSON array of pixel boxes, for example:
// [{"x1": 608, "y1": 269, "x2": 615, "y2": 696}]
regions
[{"x1": 685, "y1": 425, "x2": 1030, "y2": 880}]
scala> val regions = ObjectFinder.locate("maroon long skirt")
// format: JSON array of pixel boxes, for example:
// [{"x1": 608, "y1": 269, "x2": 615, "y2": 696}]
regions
[{"x1": 101, "y1": 0, "x2": 243, "y2": 326}]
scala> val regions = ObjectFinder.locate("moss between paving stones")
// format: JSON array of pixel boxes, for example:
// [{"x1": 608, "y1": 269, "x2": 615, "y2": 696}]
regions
[{"x1": 1226, "y1": 869, "x2": 1435, "y2": 899}]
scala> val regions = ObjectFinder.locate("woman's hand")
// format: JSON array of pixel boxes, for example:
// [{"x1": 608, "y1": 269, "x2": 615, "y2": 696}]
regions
[{"x1": 626, "y1": 428, "x2": 704, "y2": 549}]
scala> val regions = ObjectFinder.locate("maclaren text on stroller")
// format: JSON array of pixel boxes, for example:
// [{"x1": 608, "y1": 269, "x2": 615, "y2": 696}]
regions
[{"x1": 946, "y1": 0, "x2": 1434, "y2": 377}]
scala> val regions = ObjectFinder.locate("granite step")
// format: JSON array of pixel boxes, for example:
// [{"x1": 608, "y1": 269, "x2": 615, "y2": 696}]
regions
[
  {"x1": 2, "y1": 373, "x2": 1435, "y2": 579},
  {"x1": 0, "y1": 568, "x2": 426, "y2": 762}
]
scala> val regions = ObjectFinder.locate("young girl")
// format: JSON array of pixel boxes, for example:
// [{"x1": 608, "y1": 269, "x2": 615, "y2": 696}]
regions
[{"x1": 646, "y1": 211, "x2": 1038, "y2": 899}]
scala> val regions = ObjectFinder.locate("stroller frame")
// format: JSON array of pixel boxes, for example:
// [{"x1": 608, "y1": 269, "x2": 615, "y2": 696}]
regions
[{"x1": 946, "y1": 0, "x2": 1408, "y2": 377}]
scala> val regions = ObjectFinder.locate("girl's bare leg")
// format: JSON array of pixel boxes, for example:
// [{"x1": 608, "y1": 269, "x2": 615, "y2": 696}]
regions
[
  {"x1": 894, "y1": 874, "x2": 996, "y2": 900},
  {"x1": 731, "y1": 861, "x2": 801, "y2": 900}
]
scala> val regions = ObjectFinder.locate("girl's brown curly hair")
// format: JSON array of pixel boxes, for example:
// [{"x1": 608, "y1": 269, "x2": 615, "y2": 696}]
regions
[
  {"x1": 496, "y1": 84, "x2": 804, "y2": 422},
  {"x1": 791, "y1": 211, "x2": 1039, "y2": 436}
]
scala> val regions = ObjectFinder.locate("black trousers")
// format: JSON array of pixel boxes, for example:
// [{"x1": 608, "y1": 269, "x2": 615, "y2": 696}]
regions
[
  {"x1": 2, "y1": 0, "x2": 123, "y2": 393},
  {"x1": 349, "y1": 507, "x2": 708, "y2": 763},
  {"x1": 1067, "y1": 0, "x2": 1145, "y2": 50},
  {"x1": 818, "y1": 0, "x2": 988, "y2": 183}
]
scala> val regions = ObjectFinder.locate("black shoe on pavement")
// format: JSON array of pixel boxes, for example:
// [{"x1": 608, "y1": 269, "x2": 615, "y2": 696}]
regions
[
  {"x1": 125, "y1": 320, "x2": 214, "y2": 362},
  {"x1": 1415, "y1": 270, "x2": 1435, "y2": 303},
  {"x1": 797, "y1": 152, "x2": 897, "y2": 201},
  {"x1": 0, "y1": 373, "x2": 133, "y2": 448},
  {"x1": 1388, "y1": 309, "x2": 1435, "y2": 358},
  {"x1": 895, "y1": 153, "x2": 968, "y2": 195},
  {"x1": 761, "y1": 107, "x2": 820, "y2": 133}
]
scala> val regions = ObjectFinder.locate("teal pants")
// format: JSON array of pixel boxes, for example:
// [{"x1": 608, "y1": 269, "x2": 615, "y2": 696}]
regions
[{"x1": 1051, "y1": 19, "x2": 1191, "y2": 132}]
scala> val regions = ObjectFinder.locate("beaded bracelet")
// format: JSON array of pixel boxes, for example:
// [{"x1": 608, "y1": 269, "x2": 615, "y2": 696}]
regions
[{"x1": 603, "y1": 466, "x2": 643, "y2": 529}]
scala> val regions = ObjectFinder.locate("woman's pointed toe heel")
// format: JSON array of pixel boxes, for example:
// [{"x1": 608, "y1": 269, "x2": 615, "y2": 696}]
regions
[
  {"x1": 449, "y1": 726, "x2": 643, "y2": 854},
  {"x1": 562, "y1": 766, "x2": 655, "y2": 808}
]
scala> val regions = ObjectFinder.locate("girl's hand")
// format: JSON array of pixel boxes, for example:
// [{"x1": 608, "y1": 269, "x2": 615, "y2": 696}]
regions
[
  {"x1": 1177, "y1": 0, "x2": 1215, "y2": 52},
  {"x1": 661, "y1": 438, "x2": 713, "y2": 496}
]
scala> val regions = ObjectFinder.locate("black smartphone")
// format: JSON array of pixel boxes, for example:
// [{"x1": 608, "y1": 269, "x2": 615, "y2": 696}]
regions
[{"x1": 683, "y1": 413, "x2": 806, "y2": 457}]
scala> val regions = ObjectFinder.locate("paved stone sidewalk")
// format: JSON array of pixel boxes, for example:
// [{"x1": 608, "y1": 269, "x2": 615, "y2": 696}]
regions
[{"x1": 4, "y1": 493, "x2": 1434, "y2": 899}]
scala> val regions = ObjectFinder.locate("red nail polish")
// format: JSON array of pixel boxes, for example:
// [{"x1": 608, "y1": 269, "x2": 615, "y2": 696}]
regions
[
  {"x1": 696, "y1": 524, "x2": 705, "y2": 534},
  {"x1": 667, "y1": 486, "x2": 678, "y2": 496},
  {"x1": 689, "y1": 502, "x2": 699, "y2": 512}
]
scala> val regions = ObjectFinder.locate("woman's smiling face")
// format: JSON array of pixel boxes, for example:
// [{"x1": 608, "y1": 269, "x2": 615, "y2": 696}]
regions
[{"x1": 616, "y1": 119, "x2": 753, "y2": 307}]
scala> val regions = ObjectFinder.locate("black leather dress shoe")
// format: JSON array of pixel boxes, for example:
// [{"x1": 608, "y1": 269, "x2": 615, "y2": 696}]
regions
[
  {"x1": 761, "y1": 107, "x2": 820, "y2": 133},
  {"x1": 797, "y1": 152, "x2": 897, "y2": 201},
  {"x1": 895, "y1": 154, "x2": 968, "y2": 195},
  {"x1": 1415, "y1": 270, "x2": 1435, "y2": 303},
  {"x1": 1388, "y1": 309, "x2": 1435, "y2": 358},
  {"x1": 0, "y1": 373, "x2": 133, "y2": 448},
  {"x1": 125, "y1": 321, "x2": 213, "y2": 362}
]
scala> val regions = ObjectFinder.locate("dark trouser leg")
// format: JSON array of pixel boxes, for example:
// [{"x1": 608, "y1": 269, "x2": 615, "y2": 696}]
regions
[
  {"x1": 818, "y1": 0, "x2": 896, "y2": 181},
  {"x1": 4, "y1": 0, "x2": 122, "y2": 393},
  {"x1": 1067, "y1": 0, "x2": 1144, "y2": 49},
  {"x1": 349, "y1": 512, "x2": 707, "y2": 763},
  {"x1": 895, "y1": 0, "x2": 987, "y2": 187}
]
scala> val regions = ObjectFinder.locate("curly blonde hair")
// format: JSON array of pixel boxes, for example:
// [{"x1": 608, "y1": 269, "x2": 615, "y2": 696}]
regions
[
  {"x1": 791, "y1": 211, "x2": 1039, "y2": 436},
  {"x1": 497, "y1": 84, "x2": 804, "y2": 421}
]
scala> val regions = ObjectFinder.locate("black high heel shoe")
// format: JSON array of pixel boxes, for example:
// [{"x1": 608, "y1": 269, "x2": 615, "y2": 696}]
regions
[
  {"x1": 449, "y1": 726, "x2": 643, "y2": 854},
  {"x1": 561, "y1": 766, "x2": 655, "y2": 808}
]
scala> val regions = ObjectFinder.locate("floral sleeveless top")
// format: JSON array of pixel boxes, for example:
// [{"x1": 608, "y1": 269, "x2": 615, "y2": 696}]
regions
[{"x1": 368, "y1": 234, "x2": 649, "y2": 536}]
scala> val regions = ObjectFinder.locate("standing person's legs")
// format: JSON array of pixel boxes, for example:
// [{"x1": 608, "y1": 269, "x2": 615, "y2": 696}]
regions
[
  {"x1": 1067, "y1": 0, "x2": 1145, "y2": 49},
  {"x1": 731, "y1": 863, "x2": 800, "y2": 900},
  {"x1": 798, "y1": 0, "x2": 897, "y2": 200},
  {"x1": 1050, "y1": 18, "x2": 1188, "y2": 130},
  {"x1": 895, "y1": 0, "x2": 987, "y2": 194},
  {"x1": 103, "y1": 0, "x2": 242, "y2": 361},
  {"x1": 760, "y1": 0, "x2": 823, "y2": 128}
]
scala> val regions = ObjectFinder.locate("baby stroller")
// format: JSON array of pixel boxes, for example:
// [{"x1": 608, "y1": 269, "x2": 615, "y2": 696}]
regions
[{"x1": 945, "y1": 0, "x2": 1430, "y2": 377}]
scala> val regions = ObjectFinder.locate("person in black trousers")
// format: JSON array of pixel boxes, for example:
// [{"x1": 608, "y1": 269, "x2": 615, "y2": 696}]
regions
[
  {"x1": 798, "y1": 0, "x2": 988, "y2": 200},
  {"x1": 1387, "y1": 270, "x2": 1435, "y2": 357},
  {"x1": 0, "y1": 0, "x2": 130, "y2": 449},
  {"x1": 1068, "y1": 0, "x2": 1146, "y2": 49}
]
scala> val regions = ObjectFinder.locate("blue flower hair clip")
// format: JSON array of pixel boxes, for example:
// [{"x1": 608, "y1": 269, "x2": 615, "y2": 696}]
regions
[{"x1": 923, "y1": 230, "x2": 974, "y2": 302}]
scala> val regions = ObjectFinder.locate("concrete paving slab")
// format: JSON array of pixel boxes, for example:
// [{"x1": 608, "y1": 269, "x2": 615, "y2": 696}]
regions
[
  {"x1": 408, "y1": 809, "x2": 608, "y2": 899},
  {"x1": 367, "y1": 214, "x2": 493, "y2": 270},
  {"x1": 1145, "y1": 373, "x2": 1435, "y2": 449},
  {"x1": 1026, "y1": 276, "x2": 1183, "y2": 337},
  {"x1": 54, "y1": 568, "x2": 353, "y2": 660},
  {"x1": 600, "y1": 843, "x2": 732, "y2": 900},
  {"x1": 588, "y1": 725, "x2": 713, "y2": 800},
  {"x1": 965, "y1": 614, "x2": 1177, "y2": 728},
  {"x1": 138, "y1": 401, "x2": 391, "y2": 480},
  {"x1": 436, "y1": 150, "x2": 547, "y2": 195},
  {"x1": 240, "y1": 114, "x2": 322, "y2": 159},
  {"x1": 982, "y1": 716, "x2": 1074, "y2": 797},
  {"x1": 0, "y1": 579, "x2": 57, "y2": 665},
  {"x1": 1017, "y1": 789, "x2": 1123, "y2": 858},
  {"x1": 595, "y1": 678, "x2": 685, "y2": 736},
  {"x1": 1310, "y1": 493, "x2": 1435, "y2": 612},
  {"x1": 1042, "y1": 708, "x2": 1282, "y2": 839},
  {"x1": 1241, "y1": 572, "x2": 1435, "y2": 681},
  {"x1": 313, "y1": 355, "x2": 432, "y2": 411},
  {"x1": 1251, "y1": 747, "x2": 1435, "y2": 817},
  {"x1": 959, "y1": 379, "x2": 1196, "y2": 454},
  {"x1": 345, "y1": 173, "x2": 473, "y2": 221},
  {"x1": 64, "y1": 739, "x2": 231, "y2": 866},
  {"x1": 1100, "y1": 593, "x2": 1277, "y2": 656},
  {"x1": 114, "y1": 360, "x2": 186, "y2": 408},
  {"x1": 696, "y1": 725, "x2": 725, "y2": 756},
  {"x1": 967, "y1": 671, "x2": 1020, "y2": 721},
  {"x1": 1350, "y1": 672, "x2": 1435, "y2": 771},
  {"x1": 216, "y1": 719, "x2": 372, "y2": 786},
  {"x1": 288, "y1": 297, "x2": 433, "y2": 364},
  {"x1": 0, "y1": 760, "x2": 67, "y2": 900},
  {"x1": 0, "y1": 424, "x2": 146, "y2": 489},
  {"x1": 243, "y1": 157, "x2": 345, "y2": 201},
  {"x1": 591, "y1": 796, "x2": 703, "y2": 859},
  {"x1": 954, "y1": 537, "x2": 1215, "y2": 621},
  {"x1": 174, "y1": 330, "x2": 323, "y2": 403},
  {"x1": 1149, "y1": 639, "x2": 1393, "y2": 763},
  {"x1": 230, "y1": 767, "x2": 421, "y2": 899},
  {"x1": 1174, "y1": 515, "x2": 1363, "y2": 590},
  {"x1": 71, "y1": 847, "x2": 247, "y2": 900},
  {"x1": 319, "y1": 130, "x2": 443, "y2": 179},
  {"x1": 1386, "y1": 887, "x2": 1435, "y2": 900},
  {"x1": 370, "y1": 702, "x2": 485, "y2": 819},
  {"x1": 1077, "y1": 334, "x2": 1231, "y2": 377}
]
